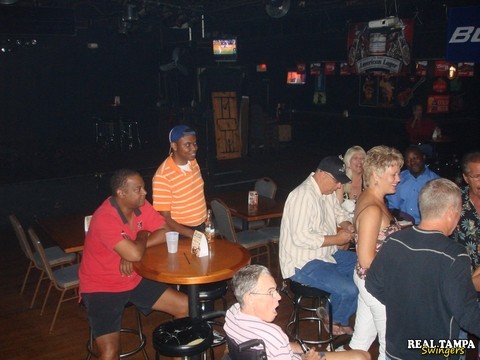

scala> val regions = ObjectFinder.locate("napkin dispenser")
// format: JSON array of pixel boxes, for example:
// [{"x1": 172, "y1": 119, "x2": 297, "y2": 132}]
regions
[{"x1": 191, "y1": 230, "x2": 209, "y2": 257}]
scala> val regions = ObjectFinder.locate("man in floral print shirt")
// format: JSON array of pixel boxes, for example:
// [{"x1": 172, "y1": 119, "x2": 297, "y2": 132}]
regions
[{"x1": 453, "y1": 152, "x2": 480, "y2": 269}]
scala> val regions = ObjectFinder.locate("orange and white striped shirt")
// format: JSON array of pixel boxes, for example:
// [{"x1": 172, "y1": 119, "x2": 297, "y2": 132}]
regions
[{"x1": 152, "y1": 155, "x2": 207, "y2": 227}]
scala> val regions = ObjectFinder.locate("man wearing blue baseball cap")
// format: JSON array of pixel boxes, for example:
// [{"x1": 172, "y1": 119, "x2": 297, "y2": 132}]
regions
[{"x1": 152, "y1": 125, "x2": 207, "y2": 237}]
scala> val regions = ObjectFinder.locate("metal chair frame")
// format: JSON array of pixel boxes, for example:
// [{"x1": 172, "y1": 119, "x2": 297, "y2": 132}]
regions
[
  {"x1": 28, "y1": 227, "x2": 79, "y2": 333},
  {"x1": 9, "y1": 214, "x2": 75, "y2": 308},
  {"x1": 210, "y1": 198, "x2": 271, "y2": 269}
]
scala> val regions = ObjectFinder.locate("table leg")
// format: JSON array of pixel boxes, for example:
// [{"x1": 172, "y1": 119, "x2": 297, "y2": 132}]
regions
[
  {"x1": 186, "y1": 284, "x2": 202, "y2": 360},
  {"x1": 242, "y1": 219, "x2": 249, "y2": 230},
  {"x1": 187, "y1": 284, "x2": 201, "y2": 318}
]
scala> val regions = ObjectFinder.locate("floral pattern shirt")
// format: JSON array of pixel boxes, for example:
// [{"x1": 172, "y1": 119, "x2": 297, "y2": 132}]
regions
[
  {"x1": 453, "y1": 186, "x2": 480, "y2": 270},
  {"x1": 355, "y1": 219, "x2": 402, "y2": 279}
]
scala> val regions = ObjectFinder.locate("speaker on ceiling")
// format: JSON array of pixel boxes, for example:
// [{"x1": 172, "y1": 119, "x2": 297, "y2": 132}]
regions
[{"x1": 265, "y1": 0, "x2": 290, "y2": 18}]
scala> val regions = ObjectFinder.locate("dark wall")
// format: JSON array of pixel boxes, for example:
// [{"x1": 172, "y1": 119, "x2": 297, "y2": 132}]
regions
[
  {"x1": 1, "y1": 7, "x2": 479, "y2": 184},
  {"x1": 0, "y1": 30, "x2": 164, "y2": 180}
]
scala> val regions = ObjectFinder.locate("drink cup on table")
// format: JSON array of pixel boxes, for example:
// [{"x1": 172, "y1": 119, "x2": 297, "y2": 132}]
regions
[{"x1": 166, "y1": 231, "x2": 179, "y2": 253}]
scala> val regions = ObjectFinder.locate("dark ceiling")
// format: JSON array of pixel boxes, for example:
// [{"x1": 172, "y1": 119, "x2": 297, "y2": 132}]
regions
[
  {"x1": 0, "y1": 0, "x2": 478, "y2": 42},
  {"x1": 0, "y1": 1, "x2": 456, "y2": 32}
]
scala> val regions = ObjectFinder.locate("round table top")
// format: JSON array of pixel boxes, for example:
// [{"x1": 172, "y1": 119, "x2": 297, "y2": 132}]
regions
[{"x1": 133, "y1": 238, "x2": 251, "y2": 285}]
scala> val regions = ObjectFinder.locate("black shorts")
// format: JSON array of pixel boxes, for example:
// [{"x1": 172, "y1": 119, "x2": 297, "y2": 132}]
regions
[{"x1": 82, "y1": 278, "x2": 169, "y2": 338}]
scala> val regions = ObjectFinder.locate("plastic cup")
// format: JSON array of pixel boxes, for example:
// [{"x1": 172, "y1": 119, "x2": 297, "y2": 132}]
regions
[{"x1": 166, "y1": 231, "x2": 179, "y2": 253}]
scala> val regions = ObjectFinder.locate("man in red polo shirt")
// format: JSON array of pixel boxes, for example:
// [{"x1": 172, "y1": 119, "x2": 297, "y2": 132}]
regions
[{"x1": 79, "y1": 168, "x2": 188, "y2": 360}]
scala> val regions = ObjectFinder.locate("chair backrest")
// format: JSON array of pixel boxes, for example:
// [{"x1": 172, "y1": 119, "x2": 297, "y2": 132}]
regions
[
  {"x1": 84, "y1": 215, "x2": 93, "y2": 233},
  {"x1": 225, "y1": 335, "x2": 267, "y2": 360},
  {"x1": 9, "y1": 214, "x2": 35, "y2": 262},
  {"x1": 28, "y1": 227, "x2": 56, "y2": 282},
  {"x1": 254, "y1": 177, "x2": 277, "y2": 199},
  {"x1": 210, "y1": 199, "x2": 237, "y2": 243}
]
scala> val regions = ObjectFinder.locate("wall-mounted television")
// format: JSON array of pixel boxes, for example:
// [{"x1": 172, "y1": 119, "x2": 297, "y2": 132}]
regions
[
  {"x1": 286, "y1": 71, "x2": 306, "y2": 85},
  {"x1": 212, "y1": 38, "x2": 237, "y2": 62}
]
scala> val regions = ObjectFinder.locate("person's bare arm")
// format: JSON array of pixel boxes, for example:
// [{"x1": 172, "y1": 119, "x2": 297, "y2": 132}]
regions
[
  {"x1": 356, "y1": 205, "x2": 383, "y2": 270},
  {"x1": 114, "y1": 230, "x2": 149, "y2": 262},
  {"x1": 322, "y1": 221, "x2": 354, "y2": 247},
  {"x1": 160, "y1": 211, "x2": 195, "y2": 238},
  {"x1": 115, "y1": 228, "x2": 166, "y2": 276}
]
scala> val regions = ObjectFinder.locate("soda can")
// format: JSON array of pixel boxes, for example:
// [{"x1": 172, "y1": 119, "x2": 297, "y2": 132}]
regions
[{"x1": 248, "y1": 191, "x2": 258, "y2": 206}]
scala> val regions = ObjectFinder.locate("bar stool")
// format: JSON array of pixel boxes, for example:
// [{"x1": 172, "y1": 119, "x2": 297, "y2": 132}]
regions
[
  {"x1": 86, "y1": 302, "x2": 148, "y2": 359},
  {"x1": 152, "y1": 316, "x2": 213, "y2": 360},
  {"x1": 286, "y1": 280, "x2": 334, "y2": 351},
  {"x1": 179, "y1": 281, "x2": 228, "y2": 353}
]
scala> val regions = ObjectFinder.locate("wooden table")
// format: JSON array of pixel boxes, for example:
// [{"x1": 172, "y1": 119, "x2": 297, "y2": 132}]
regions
[
  {"x1": 213, "y1": 191, "x2": 285, "y2": 230},
  {"x1": 37, "y1": 214, "x2": 87, "y2": 253},
  {"x1": 133, "y1": 238, "x2": 251, "y2": 318}
]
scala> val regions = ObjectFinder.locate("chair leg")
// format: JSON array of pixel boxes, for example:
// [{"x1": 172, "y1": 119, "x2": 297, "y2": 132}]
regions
[
  {"x1": 134, "y1": 309, "x2": 149, "y2": 360},
  {"x1": 86, "y1": 329, "x2": 94, "y2": 360},
  {"x1": 40, "y1": 281, "x2": 53, "y2": 315},
  {"x1": 21, "y1": 261, "x2": 34, "y2": 294},
  {"x1": 49, "y1": 289, "x2": 66, "y2": 333},
  {"x1": 31, "y1": 270, "x2": 46, "y2": 309},
  {"x1": 50, "y1": 290, "x2": 68, "y2": 332}
]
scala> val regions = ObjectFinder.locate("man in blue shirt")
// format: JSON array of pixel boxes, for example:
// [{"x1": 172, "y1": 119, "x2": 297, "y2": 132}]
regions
[{"x1": 386, "y1": 146, "x2": 439, "y2": 224}]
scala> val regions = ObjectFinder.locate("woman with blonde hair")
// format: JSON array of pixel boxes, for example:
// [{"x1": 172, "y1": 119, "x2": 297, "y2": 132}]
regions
[
  {"x1": 348, "y1": 145, "x2": 403, "y2": 360},
  {"x1": 336, "y1": 146, "x2": 366, "y2": 220}
]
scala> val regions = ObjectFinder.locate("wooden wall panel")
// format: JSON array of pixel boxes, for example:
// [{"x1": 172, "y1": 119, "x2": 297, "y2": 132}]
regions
[{"x1": 211, "y1": 92, "x2": 242, "y2": 160}]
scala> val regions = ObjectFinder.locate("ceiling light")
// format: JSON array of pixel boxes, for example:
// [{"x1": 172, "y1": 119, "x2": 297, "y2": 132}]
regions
[{"x1": 265, "y1": 0, "x2": 290, "y2": 18}]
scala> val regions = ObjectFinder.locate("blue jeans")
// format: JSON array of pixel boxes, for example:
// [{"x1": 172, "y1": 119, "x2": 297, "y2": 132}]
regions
[{"x1": 290, "y1": 250, "x2": 358, "y2": 325}]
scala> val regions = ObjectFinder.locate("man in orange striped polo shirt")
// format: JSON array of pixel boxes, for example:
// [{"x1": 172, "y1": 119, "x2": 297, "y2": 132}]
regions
[{"x1": 152, "y1": 125, "x2": 207, "y2": 238}]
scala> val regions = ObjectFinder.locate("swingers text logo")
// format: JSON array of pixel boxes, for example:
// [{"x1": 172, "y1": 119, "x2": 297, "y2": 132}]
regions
[{"x1": 408, "y1": 339, "x2": 476, "y2": 357}]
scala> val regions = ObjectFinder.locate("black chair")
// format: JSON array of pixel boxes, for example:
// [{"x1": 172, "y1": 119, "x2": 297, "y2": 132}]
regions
[
  {"x1": 86, "y1": 302, "x2": 148, "y2": 359},
  {"x1": 285, "y1": 280, "x2": 335, "y2": 351},
  {"x1": 224, "y1": 335, "x2": 267, "y2": 360},
  {"x1": 179, "y1": 281, "x2": 228, "y2": 350},
  {"x1": 152, "y1": 316, "x2": 214, "y2": 360},
  {"x1": 210, "y1": 199, "x2": 271, "y2": 269}
]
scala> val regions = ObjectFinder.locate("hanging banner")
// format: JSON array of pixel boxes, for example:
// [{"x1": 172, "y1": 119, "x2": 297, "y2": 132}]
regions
[
  {"x1": 427, "y1": 95, "x2": 450, "y2": 114},
  {"x1": 458, "y1": 62, "x2": 475, "y2": 77},
  {"x1": 296, "y1": 63, "x2": 306, "y2": 73},
  {"x1": 434, "y1": 60, "x2": 449, "y2": 77},
  {"x1": 340, "y1": 62, "x2": 351, "y2": 75},
  {"x1": 446, "y1": 6, "x2": 480, "y2": 62},
  {"x1": 310, "y1": 63, "x2": 321, "y2": 76},
  {"x1": 416, "y1": 61, "x2": 428, "y2": 76},
  {"x1": 347, "y1": 18, "x2": 414, "y2": 74},
  {"x1": 324, "y1": 62, "x2": 336, "y2": 75}
]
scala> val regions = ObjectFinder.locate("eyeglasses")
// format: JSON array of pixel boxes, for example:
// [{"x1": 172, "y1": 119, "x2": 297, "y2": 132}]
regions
[
  {"x1": 250, "y1": 288, "x2": 280, "y2": 298},
  {"x1": 467, "y1": 174, "x2": 480, "y2": 181}
]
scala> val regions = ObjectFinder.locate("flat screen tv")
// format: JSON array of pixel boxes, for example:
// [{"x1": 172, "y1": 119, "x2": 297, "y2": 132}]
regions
[
  {"x1": 212, "y1": 38, "x2": 237, "y2": 62},
  {"x1": 286, "y1": 71, "x2": 306, "y2": 85}
]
